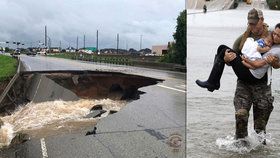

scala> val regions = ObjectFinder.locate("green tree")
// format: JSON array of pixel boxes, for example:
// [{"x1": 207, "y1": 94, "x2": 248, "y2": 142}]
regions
[
  {"x1": 4, "y1": 47, "x2": 10, "y2": 52},
  {"x1": 160, "y1": 10, "x2": 186, "y2": 65},
  {"x1": 159, "y1": 42, "x2": 175, "y2": 63},
  {"x1": 173, "y1": 9, "x2": 186, "y2": 65}
]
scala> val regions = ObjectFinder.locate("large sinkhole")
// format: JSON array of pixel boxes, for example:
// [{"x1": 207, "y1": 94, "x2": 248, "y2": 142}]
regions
[{"x1": 0, "y1": 70, "x2": 163, "y2": 147}]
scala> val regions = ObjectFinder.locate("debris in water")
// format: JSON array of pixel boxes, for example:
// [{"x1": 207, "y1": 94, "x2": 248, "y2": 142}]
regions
[
  {"x1": 90, "y1": 104, "x2": 103, "y2": 111},
  {"x1": 85, "y1": 127, "x2": 97, "y2": 136},
  {"x1": 10, "y1": 133, "x2": 30, "y2": 146},
  {"x1": 84, "y1": 110, "x2": 107, "y2": 118},
  {"x1": 109, "y1": 110, "x2": 118, "y2": 114}
]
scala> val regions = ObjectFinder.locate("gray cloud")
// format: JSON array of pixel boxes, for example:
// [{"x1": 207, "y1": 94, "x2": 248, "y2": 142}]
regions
[{"x1": 0, "y1": 0, "x2": 184, "y2": 50}]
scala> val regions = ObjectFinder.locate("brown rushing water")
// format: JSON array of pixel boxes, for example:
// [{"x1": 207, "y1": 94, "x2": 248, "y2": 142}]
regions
[{"x1": 0, "y1": 99, "x2": 127, "y2": 147}]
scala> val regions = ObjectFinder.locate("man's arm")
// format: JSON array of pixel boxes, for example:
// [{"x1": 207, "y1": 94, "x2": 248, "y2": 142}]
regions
[
  {"x1": 224, "y1": 34, "x2": 243, "y2": 65},
  {"x1": 266, "y1": 55, "x2": 280, "y2": 69},
  {"x1": 241, "y1": 56, "x2": 266, "y2": 69},
  {"x1": 242, "y1": 60, "x2": 255, "y2": 69},
  {"x1": 232, "y1": 34, "x2": 243, "y2": 53}
]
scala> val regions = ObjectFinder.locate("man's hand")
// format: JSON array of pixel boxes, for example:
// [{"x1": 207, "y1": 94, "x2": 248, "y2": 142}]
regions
[
  {"x1": 265, "y1": 55, "x2": 280, "y2": 69},
  {"x1": 241, "y1": 55, "x2": 249, "y2": 62},
  {"x1": 224, "y1": 49, "x2": 236, "y2": 64}
]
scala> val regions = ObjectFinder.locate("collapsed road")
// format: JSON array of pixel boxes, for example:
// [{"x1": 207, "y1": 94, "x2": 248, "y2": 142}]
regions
[
  {"x1": 0, "y1": 55, "x2": 186, "y2": 157},
  {"x1": 0, "y1": 70, "x2": 163, "y2": 109}
]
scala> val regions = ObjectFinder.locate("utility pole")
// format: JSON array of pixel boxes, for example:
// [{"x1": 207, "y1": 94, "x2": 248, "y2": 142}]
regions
[
  {"x1": 117, "y1": 33, "x2": 119, "y2": 54},
  {"x1": 59, "y1": 41, "x2": 62, "y2": 51},
  {"x1": 45, "y1": 26, "x2": 47, "y2": 48},
  {"x1": 83, "y1": 34, "x2": 85, "y2": 49},
  {"x1": 126, "y1": 40, "x2": 128, "y2": 51},
  {"x1": 140, "y1": 34, "x2": 143, "y2": 50},
  {"x1": 76, "y1": 36, "x2": 79, "y2": 50},
  {"x1": 47, "y1": 37, "x2": 51, "y2": 50},
  {"x1": 96, "y1": 30, "x2": 99, "y2": 52}
]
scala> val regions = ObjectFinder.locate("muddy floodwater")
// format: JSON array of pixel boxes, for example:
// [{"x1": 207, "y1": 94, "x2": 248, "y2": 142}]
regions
[
  {"x1": 187, "y1": 15, "x2": 280, "y2": 157},
  {"x1": 0, "y1": 99, "x2": 127, "y2": 147}
]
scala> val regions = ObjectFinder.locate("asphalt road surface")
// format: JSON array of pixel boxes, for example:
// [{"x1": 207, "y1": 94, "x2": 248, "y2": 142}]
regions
[{"x1": 1, "y1": 55, "x2": 186, "y2": 158}]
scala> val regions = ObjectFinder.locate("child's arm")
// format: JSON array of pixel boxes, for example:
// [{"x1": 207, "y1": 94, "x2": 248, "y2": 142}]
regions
[{"x1": 257, "y1": 46, "x2": 271, "y2": 53}]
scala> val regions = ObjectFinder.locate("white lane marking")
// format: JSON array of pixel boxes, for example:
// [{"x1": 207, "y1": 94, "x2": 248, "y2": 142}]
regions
[
  {"x1": 40, "y1": 138, "x2": 48, "y2": 158},
  {"x1": 175, "y1": 84, "x2": 186, "y2": 89},
  {"x1": 157, "y1": 85, "x2": 186, "y2": 93}
]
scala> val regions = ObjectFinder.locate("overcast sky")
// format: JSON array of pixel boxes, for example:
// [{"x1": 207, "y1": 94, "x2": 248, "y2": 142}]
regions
[{"x1": 0, "y1": 0, "x2": 185, "y2": 50}]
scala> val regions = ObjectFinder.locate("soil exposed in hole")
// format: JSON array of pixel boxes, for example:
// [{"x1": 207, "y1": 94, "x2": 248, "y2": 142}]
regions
[{"x1": 0, "y1": 71, "x2": 162, "y2": 112}]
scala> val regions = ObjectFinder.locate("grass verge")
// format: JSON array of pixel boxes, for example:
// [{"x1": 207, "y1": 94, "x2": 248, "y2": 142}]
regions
[{"x1": 0, "y1": 55, "x2": 18, "y2": 82}]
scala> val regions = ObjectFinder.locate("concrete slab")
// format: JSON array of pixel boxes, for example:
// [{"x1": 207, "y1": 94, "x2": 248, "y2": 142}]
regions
[
  {"x1": 30, "y1": 127, "x2": 185, "y2": 158},
  {"x1": 95, "y1": 85, "x2": 185, "y2": 133},
  {"x1": 43, "y1": 133, "x2": 115, "y2": 158},
  {"x1": 26, "y1": 74, "x2": 79, "y2": 103},
  {"x1": 92, "y1": 127, "x2": 185, "y2": 158}
]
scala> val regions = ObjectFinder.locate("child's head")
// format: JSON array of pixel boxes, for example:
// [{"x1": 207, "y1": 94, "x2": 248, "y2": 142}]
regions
[{"x1": 264, "y1": 33, "x2": 273, "y2": 47}]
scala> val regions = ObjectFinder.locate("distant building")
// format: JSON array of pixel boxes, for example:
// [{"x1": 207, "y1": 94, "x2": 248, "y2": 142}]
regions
[
  {"x1": 50, "y1": 47, "x2": 60, "y2": 53},
  {"x1": 139, "y1": 48, "x2": 152, "y2": 55},
  {"x1": 85, "y1": 47, "x2": 97, "y2": 52},
  {"x1": 152, "y1": 45, "x2": 168, "y2": 56}
]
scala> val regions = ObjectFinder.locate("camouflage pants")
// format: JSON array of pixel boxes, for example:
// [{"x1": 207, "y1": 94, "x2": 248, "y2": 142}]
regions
[{"x1": 234, "y1": 80, "x2": 274, "y2": 139}]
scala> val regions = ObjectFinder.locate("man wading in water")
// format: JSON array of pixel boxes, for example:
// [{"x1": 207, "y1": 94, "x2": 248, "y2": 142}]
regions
[{"x1": 196, "y1": 8, "x2": 280, "y2": 145}]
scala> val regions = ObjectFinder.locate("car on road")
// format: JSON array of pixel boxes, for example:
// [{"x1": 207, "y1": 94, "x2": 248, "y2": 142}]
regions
[
  {"x1": 26, "y1": 49, "x2": 37, "y2": 56},
  {"x1": 10, "y1": 49, "x2": 20, "y2": 56},
  {"x1": 14, "y1": 49, "x2": 20, "y2": 55}
]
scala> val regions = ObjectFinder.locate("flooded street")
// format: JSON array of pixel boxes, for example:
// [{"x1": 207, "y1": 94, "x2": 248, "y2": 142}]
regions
[
  {"x1": 187, "y1": 9, "x2": 280, "y2": 157},
  {"x1": 0, "y1": 99, "x2": 127, "y2": 147}
]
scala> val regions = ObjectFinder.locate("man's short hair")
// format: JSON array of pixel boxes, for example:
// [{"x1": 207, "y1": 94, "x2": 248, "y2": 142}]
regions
[
  {"x1": 275, "y1": 23, "x2": 280, "y2": 29},
  {"x1": 247, "y1": 8, "x2": 263, "y2": 25}
]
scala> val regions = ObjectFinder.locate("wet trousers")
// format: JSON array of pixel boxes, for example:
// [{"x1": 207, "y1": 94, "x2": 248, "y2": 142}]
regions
[{"x1": 234, "y1": 80, "x2": 274, "y2": 139}]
